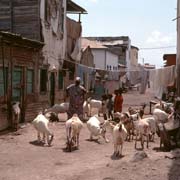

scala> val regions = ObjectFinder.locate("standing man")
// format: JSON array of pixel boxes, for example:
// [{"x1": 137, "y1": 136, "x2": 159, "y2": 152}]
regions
[{"x1": 66, "y1": 77, "x2": 87, "y2": 121}]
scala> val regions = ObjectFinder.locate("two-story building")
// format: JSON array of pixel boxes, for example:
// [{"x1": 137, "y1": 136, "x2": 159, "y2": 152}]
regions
[
  {"x1": 81, "y1": 38, "x2": 119, "y2": 71},
  {"x1": 0, "y1": 0, "x2": 87, "y2": 130}
]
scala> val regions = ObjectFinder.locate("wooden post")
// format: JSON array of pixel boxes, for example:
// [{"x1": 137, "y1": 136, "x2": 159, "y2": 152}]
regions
[{"x1": 177, "y1": 0, "x2": 180, "y2": 97}]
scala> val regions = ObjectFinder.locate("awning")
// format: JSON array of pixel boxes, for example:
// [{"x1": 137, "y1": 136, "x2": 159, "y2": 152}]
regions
[{"x1": 67, "y1": 0, "x2": 87, "y2": 14}]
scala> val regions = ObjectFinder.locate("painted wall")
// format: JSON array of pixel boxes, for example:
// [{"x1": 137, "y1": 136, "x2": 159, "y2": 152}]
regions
[
  {"x1": 92, "y1": 49, "x2": 106, "y2": 69},
  {"x1": 92, "y1": 49, "x2": 119, "y2": 70},
  {"x1": 106, "y1": 51, "x2": 119, "y2": 70}
]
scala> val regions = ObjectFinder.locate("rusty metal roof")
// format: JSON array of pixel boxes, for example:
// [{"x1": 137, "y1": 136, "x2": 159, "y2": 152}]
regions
[{"x1": 0, "y1": 31, "x2": 44, "y2": 48}]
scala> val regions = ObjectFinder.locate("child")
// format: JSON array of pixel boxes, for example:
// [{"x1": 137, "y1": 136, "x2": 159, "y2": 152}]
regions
[
  {"x1": 107, "y1": 94, "x2": 114, "y2": 120},
  {"x1": 114, "y1": 89, "x2": 123, "y2": 113}
]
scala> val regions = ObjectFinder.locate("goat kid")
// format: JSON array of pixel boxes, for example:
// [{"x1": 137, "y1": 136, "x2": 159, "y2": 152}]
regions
[
  {"x1": 108, "y1": 122, "x2": 127, "y2": 157},
  {"x1": 12, "y1": 101, "x2": 21, "y2": 130},
  {"x1": 130, "y1": 113, "x2": 151, "y2": 149}
]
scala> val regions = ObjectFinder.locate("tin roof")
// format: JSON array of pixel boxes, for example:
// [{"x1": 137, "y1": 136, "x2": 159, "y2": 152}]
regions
[
  {"x1": 81, "y1": 38, "x2": 107, "y2": 49},
  {"x1": 0, "y1": 31, "x2": 44, "y2": 48}
]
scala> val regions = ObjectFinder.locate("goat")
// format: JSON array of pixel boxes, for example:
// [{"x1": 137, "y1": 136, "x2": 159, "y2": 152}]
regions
[
  {"x1": 87, "y1": 98, "x2": 104, "y2": 116},
  {"x1": 45, "y1": 102, "x2": 69, "y2": 114},
  {"x1": 32, "y1": 114, "x2": 54, "y2": 146},
  {"x1": 142, "y1": 116, "x2": 157, "y2": 142},
  {"x1": 83, "y1": 100, "x2": 90, "y2": 118},
  {"x1": 128, "y1": 103, "x2": 146, "y2": 119},
  {"x1": 12, "y1": 102, "x2": 21, "y2": 130},
  {"x1": 44, "y1": 102, "x2": 70, "y2": 122},
  {"x1": 153, "y1": 108, "x2": 169, "y2": 124},
  {"x1": 133, "y1": 115, "x2": 151, "y2": 149},
  {"x1": 108, "y1": 122, "x2": 127, "y2": 157},
  {"x1": 154, "y1": 101, "x2": 174, "y2": 114},
  {"x1": 65, "y1": 114, "x2": 83, "y2": 152},
  {"x1": 120, "y1": 113, "x2": 134, "y2": 141},
  {"x1": 86, "y1": 115, "x2": 109, "y2": 143}
]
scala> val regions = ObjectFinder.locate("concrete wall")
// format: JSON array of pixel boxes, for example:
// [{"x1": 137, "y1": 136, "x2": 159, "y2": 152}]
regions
[
  {"x1": 92, "y1": 49, "x2": 106, "y2": 69},
  {"x1": 130, "y1": 48, "x2": 138, "y2": 67},
  {"x1": 106, "y1": 51, "x2": 119, "y2": 70},
  {"x1": 92, "y1": 49, "x2": 119, "y2": 70}
]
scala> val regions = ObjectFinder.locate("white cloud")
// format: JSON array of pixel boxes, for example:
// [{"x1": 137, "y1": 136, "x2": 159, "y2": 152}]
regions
[{"x1": 146, "y1": 30, "x2": 176, "y2": 46}]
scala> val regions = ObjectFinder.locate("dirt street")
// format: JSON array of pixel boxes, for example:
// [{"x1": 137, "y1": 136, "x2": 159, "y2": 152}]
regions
[{"x1": 0, "y1": 90, "x2": 180, "y2": 180}]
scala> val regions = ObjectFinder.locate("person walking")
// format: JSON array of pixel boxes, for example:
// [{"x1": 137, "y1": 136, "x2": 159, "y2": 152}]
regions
[
  {"x1": 66, "y1": 77, "x2": 87, "y2": 121},
  {"x1": 107, "y1": 94, "x2": 114, "y2": 120},
  {"x1": 114, "y1": 88, "x2": 123, "y2": 113}
]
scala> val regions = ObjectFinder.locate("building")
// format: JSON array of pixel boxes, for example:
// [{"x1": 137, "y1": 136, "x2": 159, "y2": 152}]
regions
[
  {"x1": 143, "y1": 63, "x2": 156, "y2": 70},
  {"x1": 0, "y1": 0, "x2": 87, "y2": 129},
  {"x1": 130, "y1": 45, "x2": 139, "y2": 67},
  {"x1": 0, "y1": 31, "x2": 43, "y2": 130},
  {"x1": 81, "y1": 38, "x2": 119, "y2": 70},
  {"x1": 163, "y1": 54, "x2": 176, "y2": 67},
  {"x1": 85, "y1": 36, "x2": 131, "y2": 68}
]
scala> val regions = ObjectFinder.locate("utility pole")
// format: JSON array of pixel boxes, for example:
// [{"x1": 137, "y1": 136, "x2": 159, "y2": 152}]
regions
[{"x1": 177, "y1": 0, "x2": 180, "y2": 96}]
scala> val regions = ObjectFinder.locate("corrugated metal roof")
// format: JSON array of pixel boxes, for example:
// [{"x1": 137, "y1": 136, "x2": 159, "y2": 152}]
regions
[{"x1": 81, "y1": 38, "x2": 107, "y2": 49}]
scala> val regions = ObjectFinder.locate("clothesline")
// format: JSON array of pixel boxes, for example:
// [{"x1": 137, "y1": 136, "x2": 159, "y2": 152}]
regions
[{"x1": 46, "y1": 53, "x2": 176, "y2": 73}]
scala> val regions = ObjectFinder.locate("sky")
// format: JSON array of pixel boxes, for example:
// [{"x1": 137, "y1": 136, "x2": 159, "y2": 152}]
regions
[{"x1": 70, "y1": 0, "x2": 177, "y2": 68}]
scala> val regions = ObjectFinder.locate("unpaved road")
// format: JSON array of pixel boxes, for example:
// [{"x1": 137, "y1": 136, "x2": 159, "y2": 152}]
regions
[{"x1": 0, "y1": 90, "x2": 180, "y2": 180}]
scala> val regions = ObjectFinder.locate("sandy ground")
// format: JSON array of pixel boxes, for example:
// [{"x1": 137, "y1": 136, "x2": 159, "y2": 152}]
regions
[{"x1": 0, "y1": 90, "x2": 180, "y2": 180}]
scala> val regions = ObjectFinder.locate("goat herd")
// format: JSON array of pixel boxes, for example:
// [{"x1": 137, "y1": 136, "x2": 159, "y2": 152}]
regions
[{"x1": 32, "y1": 98, "x2": 180, "y2": 158}]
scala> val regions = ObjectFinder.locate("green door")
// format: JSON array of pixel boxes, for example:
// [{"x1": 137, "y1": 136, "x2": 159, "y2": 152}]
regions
[{"x1": 12, "y1": 67, "x2": 22, "y2": 102}]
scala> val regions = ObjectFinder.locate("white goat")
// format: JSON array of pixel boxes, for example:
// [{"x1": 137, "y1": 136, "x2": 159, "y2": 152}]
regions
[
  {"x1": 32, "y1": 114, "x2": 54, "y2": 146},
  {"x1": 154, "y1": 101, "x2": 174, "y2": 113},
  {"x1": 87, "y1": 116, "x2": 109, "y2": 142},
  {"x1": 133, "y1": 116, "x2": 151, "y2": 149},
  {"x1": 153, "y1": 108, "x2": 169, "y2": 124},
  {"x1": 12, "y1": 102, "x2": 21, "y2": 130},
  {"x1": 142, "y1": 116, "x2": 157, "y2": 142},
  {"x1": 87, "y1": 99, "x2": 103, "y2": 116},
  {"x1": 65, "y1": 114, "x2": 83, "y2": 152},
  {"x1": 108, "y1": 122, "x2": 127, "y2": 157},
  {"x1": 45, "y1": 102, "x2": 69, "y2": 114},
  {"x1": 83, "y1": 100, "x2": 90, "y2": 118}
]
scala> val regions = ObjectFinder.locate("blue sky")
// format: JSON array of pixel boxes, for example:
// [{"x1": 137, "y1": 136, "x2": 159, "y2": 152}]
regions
[{"x1": 71, "y1": 0, "x2": 177, "y2": 68}]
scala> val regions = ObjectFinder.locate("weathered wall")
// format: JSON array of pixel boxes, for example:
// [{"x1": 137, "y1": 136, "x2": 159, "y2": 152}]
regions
[{"x1": 0, "y1": 0, "x2": 40, "y2": 40}]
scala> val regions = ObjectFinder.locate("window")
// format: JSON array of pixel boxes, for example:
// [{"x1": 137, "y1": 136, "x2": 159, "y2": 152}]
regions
[
  {"x1": 27, "y1": 69, "x2": 34, "y2": 94},
  {"x1": 58, "y1": 70, "x2": 64, "y2": 90},
  {"x1": 0, "y1": 67, "x2": 8, "y2": 96},
  {"x1": 40, "y1": 69, "x2": 47, "y2": 92}
]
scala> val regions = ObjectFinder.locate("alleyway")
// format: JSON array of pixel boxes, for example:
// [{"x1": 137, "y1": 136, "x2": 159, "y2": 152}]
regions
[{"x1": 0, "y1": 90, "x2": 179, "y2": 180}]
